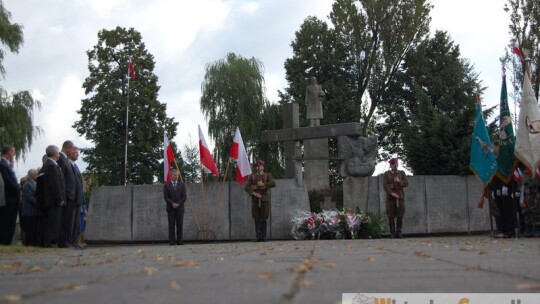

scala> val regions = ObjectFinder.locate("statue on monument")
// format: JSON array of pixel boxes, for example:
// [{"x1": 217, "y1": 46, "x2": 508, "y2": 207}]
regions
[{"x1": 305, "y1": 77, "x2": 325, "y2": 126}]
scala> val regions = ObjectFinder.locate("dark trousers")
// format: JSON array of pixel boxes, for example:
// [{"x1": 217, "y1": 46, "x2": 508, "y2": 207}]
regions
[
  {"x1": 22, "y1": 216, "x2": 39, "y2": 246},
  {"x1": 59, "y1": 201, "x2": 80, "y2": 246},
  {"x1": 252, "y1": 200, "x2": 270, "y2": 241},
  {"x1": 44, "y1": 205, "x2": 63, "y2": 247},
  {"x1": 0, "y1": 204, "x2": 19, "y2": 245},
  {"x1": 167, "y1": 206, "x2": 184, "y2": 244},
  {"x1": 495, "y1": 195, "x2": 516, "y2": 235}
]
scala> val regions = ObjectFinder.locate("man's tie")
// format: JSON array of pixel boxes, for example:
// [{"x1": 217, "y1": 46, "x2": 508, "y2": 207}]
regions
[
  {"x1": 173, "y1": 182, "x2": 176, "y2": 188},
  {"x1": 72, "y1": 163, "x2": 81, "y2": 176}
]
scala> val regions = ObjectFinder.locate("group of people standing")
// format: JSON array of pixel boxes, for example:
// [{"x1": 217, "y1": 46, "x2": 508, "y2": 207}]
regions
[{"x1": 0, "y1": 142, "x2": 87, "y2": 248}]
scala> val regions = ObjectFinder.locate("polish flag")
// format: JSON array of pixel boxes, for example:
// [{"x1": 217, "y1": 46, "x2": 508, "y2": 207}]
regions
[
  {"x1": 512, "y1": 43, "x2": 524, "y2": 62},
  {"x1": 164, "y1": 133, "x2": 175, "y2": 183},
  {"x1": 229, "y1": 127, "x2": 252, "y2": 184},
  {"x1": 198, "y1": 125, "x2": 219, "y2": 177},
  {"x1": 128, "y1": 59, "x2": 136, "y2": 81}
]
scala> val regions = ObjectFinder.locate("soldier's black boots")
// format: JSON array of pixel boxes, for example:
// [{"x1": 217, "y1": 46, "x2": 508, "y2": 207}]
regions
[
  {"x1": 261, "y1": 221, "x2": 267, "y2": 242},
  {"x1": 396, "y1": 218, "x2": 404, "y2": 238},
  {"x1": 255, "y1": 223, "x2": 262, "y2": 242}
]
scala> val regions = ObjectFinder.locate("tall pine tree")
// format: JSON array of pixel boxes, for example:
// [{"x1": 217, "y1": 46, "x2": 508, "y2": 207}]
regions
[{"x1": 74, "y1": 27, "x2": 177, "y2": 185}]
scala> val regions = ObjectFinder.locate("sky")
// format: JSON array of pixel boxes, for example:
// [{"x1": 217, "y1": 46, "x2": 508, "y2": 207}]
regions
[{"x1": 2, "y1": 0, "x2": 511, "y2": 179}]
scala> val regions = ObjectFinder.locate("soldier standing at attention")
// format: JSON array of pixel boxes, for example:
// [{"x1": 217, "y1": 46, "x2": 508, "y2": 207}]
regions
[
  {"x1": 245, "y1": 160, "x2": 276, "y2": 242},
  {"x1": 383, "y1": 158, "x2": 408, "y2": 238}
]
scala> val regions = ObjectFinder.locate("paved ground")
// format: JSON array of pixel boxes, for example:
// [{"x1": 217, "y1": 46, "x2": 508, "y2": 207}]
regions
[{"x1": 0, "y1": 235, "x2": 539, "y2": 304}]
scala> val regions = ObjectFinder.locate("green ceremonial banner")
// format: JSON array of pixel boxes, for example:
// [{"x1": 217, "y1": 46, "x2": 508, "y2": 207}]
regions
[
  {"x1": 496, "y1": 71, "x2": 516, "y2": 183},
  {"x1": 470, "y1": 103, "x2": 497, "y2": 184}
]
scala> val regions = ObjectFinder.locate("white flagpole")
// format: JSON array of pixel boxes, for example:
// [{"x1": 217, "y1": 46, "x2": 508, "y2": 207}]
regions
[{"x1": 124, "y1": 59, "x2": 131, "y2": 185}]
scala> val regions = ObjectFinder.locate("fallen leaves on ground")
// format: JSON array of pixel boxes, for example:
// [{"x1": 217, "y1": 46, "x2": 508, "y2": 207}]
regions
[
  {"x1": 414, "y1": 251, "x2": 431, "y2": 258},
  {"x1": 1, "y1": 261, "x2": 22, "y2": 270},
  {"x1": 257, "y1": 269, "x2": 274, "y2": 280},
  {"x1": 142, "y1": 267, "x2": 158, "y2": 276},
  {"x1": 28, "y1": 266, "x2": 44, "y2": 272},
  {"x1": 298, "y1": 279, "x2": 314, "y2": 287},
  {"x1": 291, "y1": 258, "x2": 318, "y2": 274},
  {"x1": 516, "y1": 283, "x2": 540, "y2": 290},
  {"x1": 170, "y1": 280, "x2": 181, "y2": 289},
  {"x1": 2, "y1": 294, "x2": 22, "y2": 302},
  {"x1": 366, "y1": 256, "x2": 376, "y2": 264},
  {"x1": 465, "y1": 264, "x2": 481, "y2": 271},
  {"x1": 459, "y1": 245, "x2": 474, "y2": 251},
  {"x1": 175, "y1": 260, "x2": 199, "y2": 268},
  {"x1": 323, "y1": 262, "x2": 336, "y2": 268}
]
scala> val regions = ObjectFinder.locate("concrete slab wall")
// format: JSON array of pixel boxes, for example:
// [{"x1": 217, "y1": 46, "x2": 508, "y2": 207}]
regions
[
  {"x1": 343, "y1": 175, "x2": 490, "y2": 234},
  {"x1": 87, "y1": 176, "x2": 491, "y2": 242},
  {"x1": 85, "y1": 186, "x2": 132, "y2": 241},
  {"x1": 87, "y1": 180, "x2": 309, "y2": 242}
]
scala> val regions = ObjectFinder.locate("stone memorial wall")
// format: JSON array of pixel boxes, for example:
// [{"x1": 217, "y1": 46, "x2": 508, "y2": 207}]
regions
[{"x1": 86, "y1": 176, "x2": 491, "y2": 242}]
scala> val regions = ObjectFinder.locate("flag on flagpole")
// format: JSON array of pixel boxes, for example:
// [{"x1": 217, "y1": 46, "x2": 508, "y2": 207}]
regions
[
  {"x1": 128, "y1": 59, "x2": 136, "y2": 81},
  {"x1": 164, "y1": 133, "x2": 175, "y2": 183},
  {"x1": 229, "y1": 127, "x2": 252, "y2": 184},
  {"x1": 514, "y1": 66, "x2": 540, "y2": 171},
  {"x1": 198, "y1": 125, "x2": 219, "y2": 177},
  {"x1": 512, "y1": 42, "x2": 524, "y2": 62},
  {"x1": 495, "y1": 67, "x2": 517, "y2": 183},
  {"x1": 470, "y1": 95, "x2": 497, "y2": 184}
]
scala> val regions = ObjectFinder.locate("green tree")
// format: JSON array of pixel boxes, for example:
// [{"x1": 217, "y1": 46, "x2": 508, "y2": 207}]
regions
[
  {"x1": 0, "y1": 89, "x2": 41, "y2": 160},
  {"x1": 74, "y1": 27, "x2": 177, "y2": 185},
  {"x1": 377, "y1": 31, "x2": 480, "y2": 174},
  {"x1": 200, "y1": 52, "x2": 267, "y2": 174},
  {"x1": 505, "y1": 0, "x2": 540, "y2": 99},
  {"x1": 181, "y1": 135, "x2": 201, "y2": 183},
  {"x1": 0, "y1": 2, "x2": 40, "y2": 160},
  {"x1": 284, "y1": 0, "x2": 432, "y2": 135},
  {"x1": 0, "y1": 1, "x2": 23, "y2": 79}
]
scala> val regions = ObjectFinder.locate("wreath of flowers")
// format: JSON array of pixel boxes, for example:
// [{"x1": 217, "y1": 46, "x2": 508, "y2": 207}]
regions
[{"x1": 290, "y1": 208, "x2": 384, "y2": 240}]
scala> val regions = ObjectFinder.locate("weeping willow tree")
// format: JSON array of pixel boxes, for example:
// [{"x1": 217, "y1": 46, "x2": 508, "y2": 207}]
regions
[
  {"x1": 0, "y1": 2, "x2": 41, "y2": 160},
  {"x1": 0, "y1": 90, "x2": 41, "y2": 161},
  {"x1": 200, "y1": 52, "x2": 266, "y2": 174}
]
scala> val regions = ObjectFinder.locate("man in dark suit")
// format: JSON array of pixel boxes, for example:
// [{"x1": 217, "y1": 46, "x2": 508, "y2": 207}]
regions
[
  {"x1": 163, "y1": 169, "x2": 187, "y2": 245},
  {"x1": 42, "y1": 145, "x2": 66, "y2": 248},
  {"x1": 0, "y1": 145, "x2": 20, "y2": 245},
  {"x1": 69, "y1": 147, "x2": 84, "y2": 248},
  {"x1": 57, "y1": 140, "x2": 82, "y2": 248}
]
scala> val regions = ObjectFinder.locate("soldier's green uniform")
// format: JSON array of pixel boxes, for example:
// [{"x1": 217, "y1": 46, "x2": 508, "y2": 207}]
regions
[
  {"x1": 244, "y1": 160, "x2": 276, "y2": 242},
  {"x1": 383, "y1": 158, "x2": 408, "y2": 238}
]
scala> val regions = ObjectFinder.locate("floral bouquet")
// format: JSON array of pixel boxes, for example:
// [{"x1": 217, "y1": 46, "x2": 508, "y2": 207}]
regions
[
  {"x1": 290, "y1": 208, "x2": 384, "y2": 240},
  {"x1": 341, "y1": 209, "x2": 362, "y2": 239}
]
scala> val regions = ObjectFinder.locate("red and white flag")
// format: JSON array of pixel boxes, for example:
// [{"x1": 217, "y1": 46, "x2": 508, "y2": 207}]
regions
[
  {"x1": 512, "y1": 43, "x2": 524, "y2": 62},
  {"x1": 198, "y1": 125, "x2": 219, "y2": 177},
  {"x1": 164, "y1": 133, "x2": 175, "y2": 183},
  {"x1": 229, "y1": 127, "x2": 251, "y2": 184},
  {"x1": 128, "y1": 59, "x2": 136, "y2": 81}
]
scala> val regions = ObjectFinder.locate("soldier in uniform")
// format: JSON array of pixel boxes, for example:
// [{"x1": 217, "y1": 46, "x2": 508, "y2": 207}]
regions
[
  {"x1": 383, "y1": 158, "x2": 408, "y2": 238},
  {"x1": 244, "y1": 160, "x2": 276, "y2": 242}
]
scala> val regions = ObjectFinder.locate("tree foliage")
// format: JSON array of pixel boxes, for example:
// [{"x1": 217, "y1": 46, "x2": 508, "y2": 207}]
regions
[
  {"x1": 200, "y1": 52, "x2": 268, "y2": 174},
  {"x1": 0, "y1": 2, "x2": 40, "y2": 161},
  {"x1": 283, "y1": 0, "x2": 432, "y2": 135},
  {"x1": 180, "y1": 135, "x2": 201, "y2": 183},
  {"x1": 0, "y1": 89, "x2": 41, "y2": 161},
  {"x1": 74, "y1": 27, "x2": 177, "y2": 185},
  {"x1": 377, "y1": 31, "x2": 480, "y2": 174},
  {"x1": 0, "y1": 1, "x2": 23, "y2": 79},
  {"x1": 505, "y1": 0, "x2": 540, "y2": 99}
]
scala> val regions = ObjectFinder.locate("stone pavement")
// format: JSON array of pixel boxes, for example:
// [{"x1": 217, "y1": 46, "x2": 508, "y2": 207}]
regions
[{"x1": 0, "y1": 235, "x2": 539, "y2": 304}]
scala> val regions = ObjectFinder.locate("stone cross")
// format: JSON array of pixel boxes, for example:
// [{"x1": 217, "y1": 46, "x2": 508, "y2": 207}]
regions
[{"x1": 261, "y1": 103, "x2": 364, "y2": 191}]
